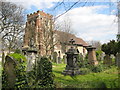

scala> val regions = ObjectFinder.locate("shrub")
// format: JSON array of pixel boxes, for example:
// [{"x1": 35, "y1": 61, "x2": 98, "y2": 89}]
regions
[
  {"x1": 96, "y1": 50, "x2": 103, "y2": 61},
  {"x1": 27, "y1": 56, "x2": 55, "y2": 88},
  {"x1": 14, "y1": 49, "x2": 22, "y2": 54},
  {"x1": 90, "y1": 81, "x2": 107, "y2": 88},
  {"x1": 90, "y1": 64, "x2": 106, "y2": 73},
  {"x1": 77, "y1": 55, "x2": 90, "y2": 68},
  {"x1": 80, "y1": 68, "x2": 91, "y2": 75}
]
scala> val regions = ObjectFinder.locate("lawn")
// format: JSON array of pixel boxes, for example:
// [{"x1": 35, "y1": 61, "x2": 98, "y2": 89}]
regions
[{"x1": 52, "y1": 63, "x2": 119, "y2": 88}]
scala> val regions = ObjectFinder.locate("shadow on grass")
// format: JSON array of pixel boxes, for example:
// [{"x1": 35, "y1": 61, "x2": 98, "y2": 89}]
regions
[{"x1": 53, "y1": 70, "x2": 62, "y2": 74}]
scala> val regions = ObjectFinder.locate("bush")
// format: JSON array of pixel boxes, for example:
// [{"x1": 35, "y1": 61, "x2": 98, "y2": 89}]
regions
[
  {"x1": 14, "y1": 49, "x2": 22, "y2": 54},
  {"x1": 96, "y1": 50, "x2": 103, "y2": 61},
  {"x1": 77, "y1": 58, "x2": 90, "y2": 68},
  {"x1": 27, "y1": 56, "x2": 55, "y2": 88},
  {"x1": 80, "y1": 68, "x2": 91, "y2": 75},
  {"x1": 90, "y1": 64, "x2": 106, "y2": 73}
]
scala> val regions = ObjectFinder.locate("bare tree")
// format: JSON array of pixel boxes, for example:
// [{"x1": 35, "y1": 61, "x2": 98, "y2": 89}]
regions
[
  {"x1": 87, "y1": 40, "x2": 101, "y2": 50},
  {"x1": 40, "y1": 16, "x2": 58, "y2": 56},
  {"x1": 0, "y1": 1, "x2": 25, "y2": 53},
  {"x1": 55, "y1": 16, "x2": 75, "y2": 53}
]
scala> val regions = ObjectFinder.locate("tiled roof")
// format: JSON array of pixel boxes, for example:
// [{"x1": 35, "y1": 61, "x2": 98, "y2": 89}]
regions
[{"x1": 55, "y1": 30, "x2": 89, "y2": 46}]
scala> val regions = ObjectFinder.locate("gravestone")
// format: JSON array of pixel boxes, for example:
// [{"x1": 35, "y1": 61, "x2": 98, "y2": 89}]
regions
[
  {"x1": 86, "y1": 46, "x2": 98, "y2": 65},
  {"x1": 22, "y1": 39, "x2": 38, "y2": 71},
  {"x1": 79, "y1": 53, "x2": 83, "y2": 61},
  {"x1": 116, "y1": 53, "x2": 120, "y2": 67},
  {"x1": 63, "y1": 55, "x2": 67, "y2": 64},
  {"x1": 62, "y1": 39, "x2": 80, "y2": 76},
  {"x1": 58, "y1": 51, "x2": 61, "y2": 64},
  {"x1": 58, "y1": 57, "x2": 61, "y2": 64},
  {"x1": 4, "y1": 56, "x2": 16, "y2": 88},
  {"x1": 53, "y1": 52, "x2": 58, "y2": 64},
  {"x1": 103, "y1": 55, "x2": 112, "y2": 65},
  {"x1": 2, "y1": 52, "x2": 5, "y2": 67},
  {"x1": 101, "y1": 52, "x2": 105, "y2": 60},
  {"x1": 26, "y1": 51, "x2": 37, "y2": 71}
]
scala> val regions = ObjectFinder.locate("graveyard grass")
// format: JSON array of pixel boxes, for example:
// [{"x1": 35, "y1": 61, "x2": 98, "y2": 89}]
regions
[{"x1": 52, "y1": 63, "x2": 119, "y2": 88}]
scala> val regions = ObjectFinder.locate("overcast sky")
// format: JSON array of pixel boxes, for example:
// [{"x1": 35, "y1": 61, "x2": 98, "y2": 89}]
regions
[{"x1": 7, "y1": 0, "x2": 118, "y2": 44}]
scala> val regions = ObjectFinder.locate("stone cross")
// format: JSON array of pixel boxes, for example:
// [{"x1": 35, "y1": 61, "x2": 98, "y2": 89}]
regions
[{"x1": 69, "y1": 39, "x2": 75, "y2": 45}]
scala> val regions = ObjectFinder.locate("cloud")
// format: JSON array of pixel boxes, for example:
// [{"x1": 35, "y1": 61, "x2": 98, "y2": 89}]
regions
[
  {"x1": 5, "y1": 0, "x2": 58, "y2": 9},
  {"x1": 57, "y1": 5, "x2": 117, "y2": 43}
]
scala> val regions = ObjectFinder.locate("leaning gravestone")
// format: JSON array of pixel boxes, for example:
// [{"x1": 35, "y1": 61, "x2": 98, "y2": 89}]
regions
[{"x1": 4, "y1": 56, "x2": 16, "y2": 88}]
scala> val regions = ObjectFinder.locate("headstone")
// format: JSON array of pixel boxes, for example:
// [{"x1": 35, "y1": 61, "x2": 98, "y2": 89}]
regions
[
  {"x1": 22, "y1": 42, "x2": 38, "y2": 72},
  {"x1": 86, "y1": 46, "x2": 98, "y2": 65},
  {"x1": 4, "y1": 56, "x2": 16, "y2": 88},
  {"x1": 116, "y1": 53, "x2": 120, "y2": 67},
  {"x1": 58, "y1": 57, "x2": 61, "y2": 64},
  {"x1": 63, "y1": 55, "x2": 67, "y2": 64},
  {"x1": 62, "y1": 39, "x2": 80, "y2": 76},
  {"x1": 53, "y1": 52, "x2": 58, "y2": 64},
  {"x1": 58, "y1": 51, "x2": 61, "y2": 64},
  {"x1": 79, "y1": 53, "x2": 83, "y2": 61},
  {"x1": 103, "y1": 55, "x2": 112, "y2": 65},
  {"x1": 101, "y1": 52, "x2": 105, "y2": 60},
  {"x1": 2, "y1": 52, "x2": 5, "y2": 67},
  {"x1": 26, "y1": 52, "x2": 37, "y2": 71}
]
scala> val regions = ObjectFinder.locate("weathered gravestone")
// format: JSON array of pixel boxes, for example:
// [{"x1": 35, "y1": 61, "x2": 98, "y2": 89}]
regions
[
  {"x1": 63, "y1": 55, "x2": 67, "y2": 64},
  {"x1": 103, "y1": 55, "x2": 112, "y2": 65},
  {"x1": 2, "y1": 52, "x2": 5, "y2": 67},
  {"x1": 23, "y1": 48, "x2": 38, "y2": 72},
  {"x1": 22, "y1": 39, "x2": 38, "y2": 72},
  {"x1": 101, "y1": 52, "x2": 105, "y2": 61},
  {"x1": 58, "y1": 51, "x2": 61, "y2": 64},
  {"x1": 62, "y1": 39, "x2": 80, "y2": 76},
  {"x1": 86, "y1": 46, "x2": 98, "y2": 65},
  {"x1": 4, "y1": 56, "x2": 17, "y2": 88},
  {"x1": 53, "y1": 52, "x2": 58, "y2": 64},
  {"x1": 116, "y1": 53, "x2": 120, "y2": 67},
  {"x1": 79, "y1": 53, "x2": 83, "y2": 61}
]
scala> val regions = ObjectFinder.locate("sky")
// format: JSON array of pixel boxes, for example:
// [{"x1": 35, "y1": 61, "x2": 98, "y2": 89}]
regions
[{"x1": 6, "y1": 0, "x2": 119, "y2": 44}]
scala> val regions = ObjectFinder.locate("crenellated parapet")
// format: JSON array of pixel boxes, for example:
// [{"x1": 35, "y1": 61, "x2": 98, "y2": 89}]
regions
[{"x1": 23, "y1": 10, "x2": 53, "y2": 56}]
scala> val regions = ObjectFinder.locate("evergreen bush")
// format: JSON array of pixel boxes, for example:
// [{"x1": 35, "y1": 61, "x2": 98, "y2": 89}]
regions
[
  {"x1": 27, "y1": 56, "x2": 55, "y2": 88},
  {"x1": 80, "y1": 68, "x2": 91, "y2": 75}
]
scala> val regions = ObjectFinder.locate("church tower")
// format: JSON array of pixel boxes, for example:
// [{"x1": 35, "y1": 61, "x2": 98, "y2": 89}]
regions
[{"x1": 23, "y1": 10, "x2": 53, "y2": 55}]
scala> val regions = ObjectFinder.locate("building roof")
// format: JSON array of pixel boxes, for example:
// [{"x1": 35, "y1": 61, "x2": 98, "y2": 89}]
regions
[{"x1": 55, "y1": 30, "x2": 89, "y2": 47}]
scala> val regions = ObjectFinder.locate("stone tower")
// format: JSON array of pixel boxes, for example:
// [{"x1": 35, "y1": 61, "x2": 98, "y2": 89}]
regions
[{"x1": 23, "y1": 10, "x2": 53, "y2": 56}]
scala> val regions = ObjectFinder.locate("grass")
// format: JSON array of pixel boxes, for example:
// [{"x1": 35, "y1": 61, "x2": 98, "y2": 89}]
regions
[{"x1": 52, "y1": 63, "x2": 119, "y2": 88}]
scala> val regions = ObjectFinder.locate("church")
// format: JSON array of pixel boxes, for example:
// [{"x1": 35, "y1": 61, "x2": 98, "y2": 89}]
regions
[{"x1": 22, "y1": 10, "x2": 89, "y2": 59}]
